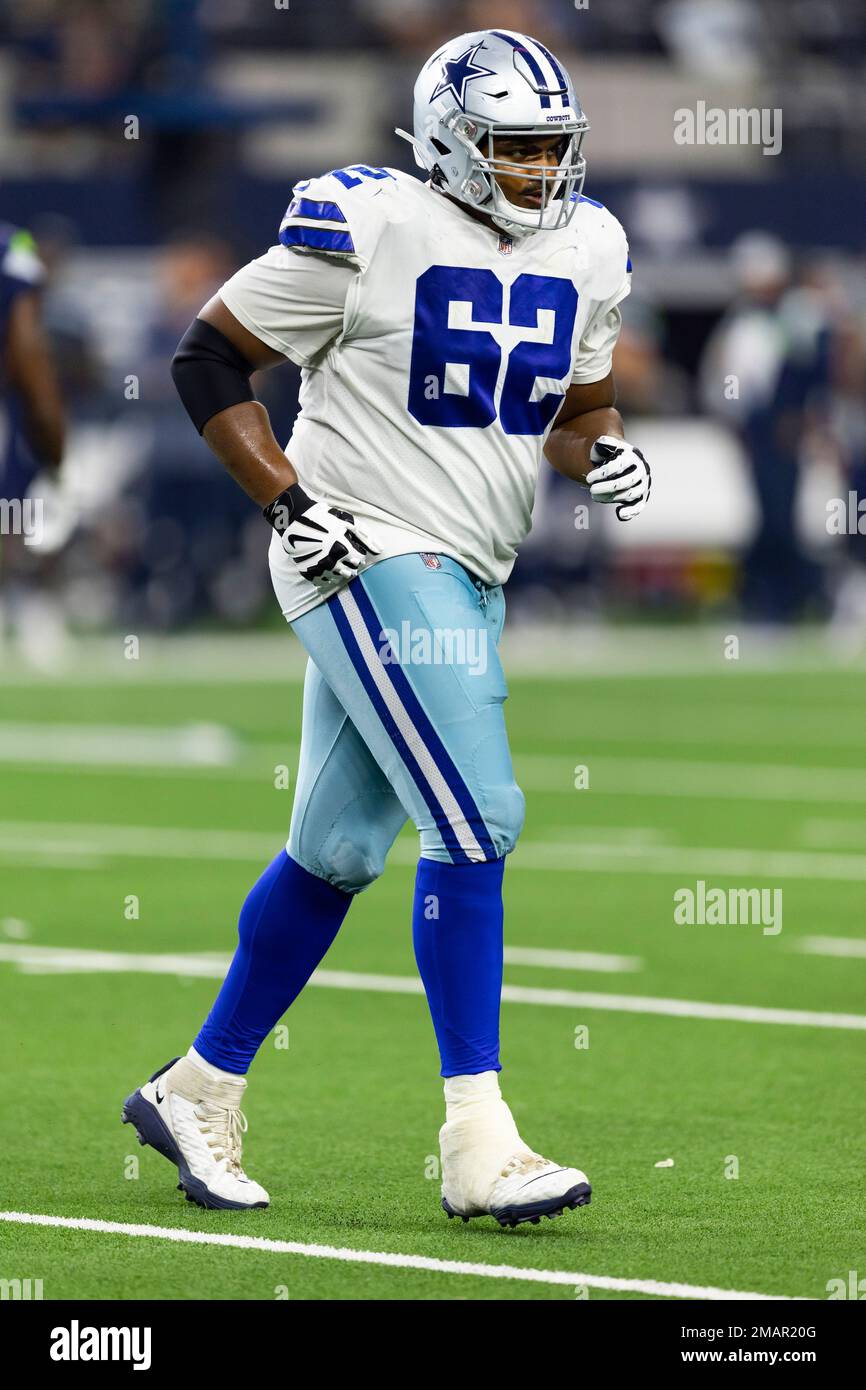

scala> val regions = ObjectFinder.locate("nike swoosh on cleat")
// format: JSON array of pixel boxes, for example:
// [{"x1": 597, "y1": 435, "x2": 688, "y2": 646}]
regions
[
  {"x1": 155, "y1": 1085, "x2": 165, "y2": 1104},
  {"x1": 516, "y1": 1168, "x2": 568, "y2": 1190}
]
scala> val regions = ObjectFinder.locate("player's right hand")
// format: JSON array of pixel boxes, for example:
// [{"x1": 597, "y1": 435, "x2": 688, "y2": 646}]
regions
[{"x1": 265, "y1": 485, "x2": 380, "y2": 584}]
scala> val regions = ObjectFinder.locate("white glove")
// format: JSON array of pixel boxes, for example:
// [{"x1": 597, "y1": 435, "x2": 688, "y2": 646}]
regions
[
  {"x1": 586, "y1": 435, "x2": 652, "y2": 521},
  {"x1": 264, "y1": 485, "x2": 380, "y2": 584}
]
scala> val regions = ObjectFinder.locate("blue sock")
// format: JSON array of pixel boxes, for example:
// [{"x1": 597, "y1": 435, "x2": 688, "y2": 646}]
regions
[
  {"x1": 412, "y1": 856, "x2": 505, "y2": 1078},
  {"x1": 194, "y1": 851, "x2": 353, "y2": 1074}
]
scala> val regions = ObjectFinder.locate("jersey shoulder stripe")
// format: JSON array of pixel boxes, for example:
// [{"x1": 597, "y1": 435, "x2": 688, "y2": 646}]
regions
[
  {"x1": 278, "y1": 166, "x2": 407, "y2": 269},
  {"x1": 285, "y1": 196, "x2": 349, "y2": 225},
  {"x1": 279, "y1": 194, "x2": 355, "y2": 256},
  {"x1": 279, "y1": 225, "x2": 355, "y2": 255}
]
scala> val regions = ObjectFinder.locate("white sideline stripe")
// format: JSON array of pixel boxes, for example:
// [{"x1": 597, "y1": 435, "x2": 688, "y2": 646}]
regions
[
  {"x1": 337, "y1": 588, "x2": 485, "y2": 862},
  {"x1": 0, "y1": 723, "x2": 236, "y2": 767},
  {"x1": 798, "y1": 936, "x2": 866, "y2": 960},
  {"x1": 9, "y1": 818, "x2": 866, "y2": 883},
  {"x1": 0, "y1": 944, "x2": 234, "y2": 977},
  {"x1": 0, "y1": 1212, "x2": 794, "y2": 1300},
  {"x1": 503, "y1": 946, "x2": 642, "y2": 973},
  {"x1": 0, "y1": 850, "x2": 101, "y2": 870},
  {"x1": 1, "y1": 945, "x2": 864, "y2": 1031},
  {"x1": 0, "y1": 944, "x2": 638, "y2": 979}
]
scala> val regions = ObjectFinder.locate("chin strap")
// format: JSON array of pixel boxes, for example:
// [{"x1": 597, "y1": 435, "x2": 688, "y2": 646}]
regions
[{"x1": 394, "y1": 127, "x2": 436, "y2": 173}]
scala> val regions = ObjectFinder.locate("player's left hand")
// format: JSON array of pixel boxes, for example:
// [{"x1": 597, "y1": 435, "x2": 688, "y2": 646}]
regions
[{"x1": 586, "y1": 435, "x2": 651, "y2": 522}]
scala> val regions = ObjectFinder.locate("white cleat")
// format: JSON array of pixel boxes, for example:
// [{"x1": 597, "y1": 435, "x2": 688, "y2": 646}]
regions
[
  {"x1": 438, "y1": 1072, "x2": 591, "y2": 1228},
  {"x1": 121, "y1": 1055, "x2": 269, "y2": 1210}
]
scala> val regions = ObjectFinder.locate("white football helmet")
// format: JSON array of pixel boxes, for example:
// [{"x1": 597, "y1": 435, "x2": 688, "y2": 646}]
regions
[{"x1": 397, "y1": 29, "x2": 589, "y2": 238}]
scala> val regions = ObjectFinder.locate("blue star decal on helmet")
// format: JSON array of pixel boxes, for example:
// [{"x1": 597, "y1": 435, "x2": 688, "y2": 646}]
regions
[{"x1": 430, "y1": 42, "x2": 497, "y2": 110}]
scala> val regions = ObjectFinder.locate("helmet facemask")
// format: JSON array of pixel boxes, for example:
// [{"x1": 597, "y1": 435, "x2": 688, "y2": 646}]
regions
[{"x1": 442, "y1": 110, "x2": 589, "y2": 236}]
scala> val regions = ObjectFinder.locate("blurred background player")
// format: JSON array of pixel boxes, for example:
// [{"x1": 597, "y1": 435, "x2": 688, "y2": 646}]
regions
[{"x1": 0, "y1": 220, "x2": 65, "y2": 659}]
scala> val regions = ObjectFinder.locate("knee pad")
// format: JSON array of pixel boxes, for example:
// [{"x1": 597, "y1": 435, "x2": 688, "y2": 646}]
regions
[
  {"x1": 483, "y1": 780, "x2": 525, "y2": 858},
  {"x1": 290, "y1": 830, "x2": 387, "y2": 895}
]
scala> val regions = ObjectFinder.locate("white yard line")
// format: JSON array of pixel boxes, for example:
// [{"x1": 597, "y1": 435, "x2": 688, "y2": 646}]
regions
[
  {"x1": 4, "y1": 727, "x2": 866, "y2": 806},
  {"x1": 797, "y1": 936, "x2": 866, "y2": 960},
  {"x1": 1, "y1": 944, "x2": 863, "y2": 1031},
  {"x1": 0, "y1": 1211, "x2": 797, "y2": 1300},
  {"x1": 0, "y1": 723, "x2": 236, "y2": 767},
  {"x1": 503, "y1": 946, "x2": 642, "y2": 973},
  {"x1": 6, "y1": 819, "x2": 866, "y2": 883},
  {"x1": 0, "y1": 822, "x2": 277, "y2": 863}
]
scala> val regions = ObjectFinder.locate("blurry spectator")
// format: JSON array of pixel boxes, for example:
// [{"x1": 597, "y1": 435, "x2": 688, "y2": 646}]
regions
[
  {"x1": 623, "y1": 186, "x2": 705, "y2": 261},
  {"x1": 0, "y1": 219, "x2": 67, "y2": 664},
  {"x1": 828, "y1": 305, "x2": 866, "y2": 633},
  {"x1": 8, "y1": 0, "x2": 153, "y2": 98},
  {"x1": 656, "y1": 0, "x2": 767, "y2": 77},
  {"x1": 700, "y1": 233, "x2": 831, "y2": 620}
]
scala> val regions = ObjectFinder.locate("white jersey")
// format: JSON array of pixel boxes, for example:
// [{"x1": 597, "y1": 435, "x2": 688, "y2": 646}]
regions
[{"x1": 219, "y1": 165, "x2": 631, "y2": 622}]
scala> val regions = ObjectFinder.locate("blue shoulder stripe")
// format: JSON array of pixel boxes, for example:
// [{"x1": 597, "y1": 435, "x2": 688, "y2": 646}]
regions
[
  {"x1": 284, "y1": 197, "x2": 348, "y2": 224},
  {"x1": 578, "y1": 194, "x2": 605, "y2": 209},
  {"x1": 279, "y1": 225, "x2": 356, "y2": 254}
]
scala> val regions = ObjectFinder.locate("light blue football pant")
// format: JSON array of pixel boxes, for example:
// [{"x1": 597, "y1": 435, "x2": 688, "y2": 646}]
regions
[{"x1": 287, "y1": 553, "x2": 525, "y2": 891}]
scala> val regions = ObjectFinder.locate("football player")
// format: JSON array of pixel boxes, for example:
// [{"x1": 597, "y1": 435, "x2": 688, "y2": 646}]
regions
[
  {"x1": 123, "y1": 29, "x2": 651, "y2": 1224},
  {"x1": 0, "y1": 223, "x2": 65, "y2": 634}
]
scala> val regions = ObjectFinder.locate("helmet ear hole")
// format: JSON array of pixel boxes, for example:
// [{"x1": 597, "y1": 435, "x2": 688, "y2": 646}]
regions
[{"x1": 430, "y1": 137, "x2": 451, "y2": 156}]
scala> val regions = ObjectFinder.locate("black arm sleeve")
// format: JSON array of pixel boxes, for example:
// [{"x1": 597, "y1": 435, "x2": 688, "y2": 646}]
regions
[{"x1": 170, "y1": 317, "x2": 256, "y2": 435}]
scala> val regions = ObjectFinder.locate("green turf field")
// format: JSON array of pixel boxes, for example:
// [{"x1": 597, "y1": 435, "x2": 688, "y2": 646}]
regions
[{"x1": 1, "y1": 632, "x2": 864, "y2": 1301}]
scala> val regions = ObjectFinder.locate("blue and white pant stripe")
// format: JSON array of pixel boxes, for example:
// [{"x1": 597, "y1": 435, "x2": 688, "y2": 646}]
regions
[{"x1": 285, "y1": 553, "x2": 524, "y2": 891}]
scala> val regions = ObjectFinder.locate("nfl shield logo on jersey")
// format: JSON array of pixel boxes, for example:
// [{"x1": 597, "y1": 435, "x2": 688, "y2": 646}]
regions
[
  {"x1": 497, "y1": 234, "x2": 513, "y2": 256},
  {"x1": 421, "y1": 553, "x2": 442, "y2": 569}
]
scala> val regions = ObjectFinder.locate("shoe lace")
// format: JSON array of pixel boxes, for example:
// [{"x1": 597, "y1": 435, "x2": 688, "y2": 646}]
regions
[
  {"x1": 194, "y1": 1100, "x2": 248, "y2": 1176},
  {"x1": 499, "y1": 1151, "x2": 550, "y2": 1181}
]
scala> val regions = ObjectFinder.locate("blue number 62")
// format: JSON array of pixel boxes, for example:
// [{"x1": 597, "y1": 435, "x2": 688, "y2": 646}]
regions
[{"x1": 408, "y1": 266, "x2": 578, "y2": 436}]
